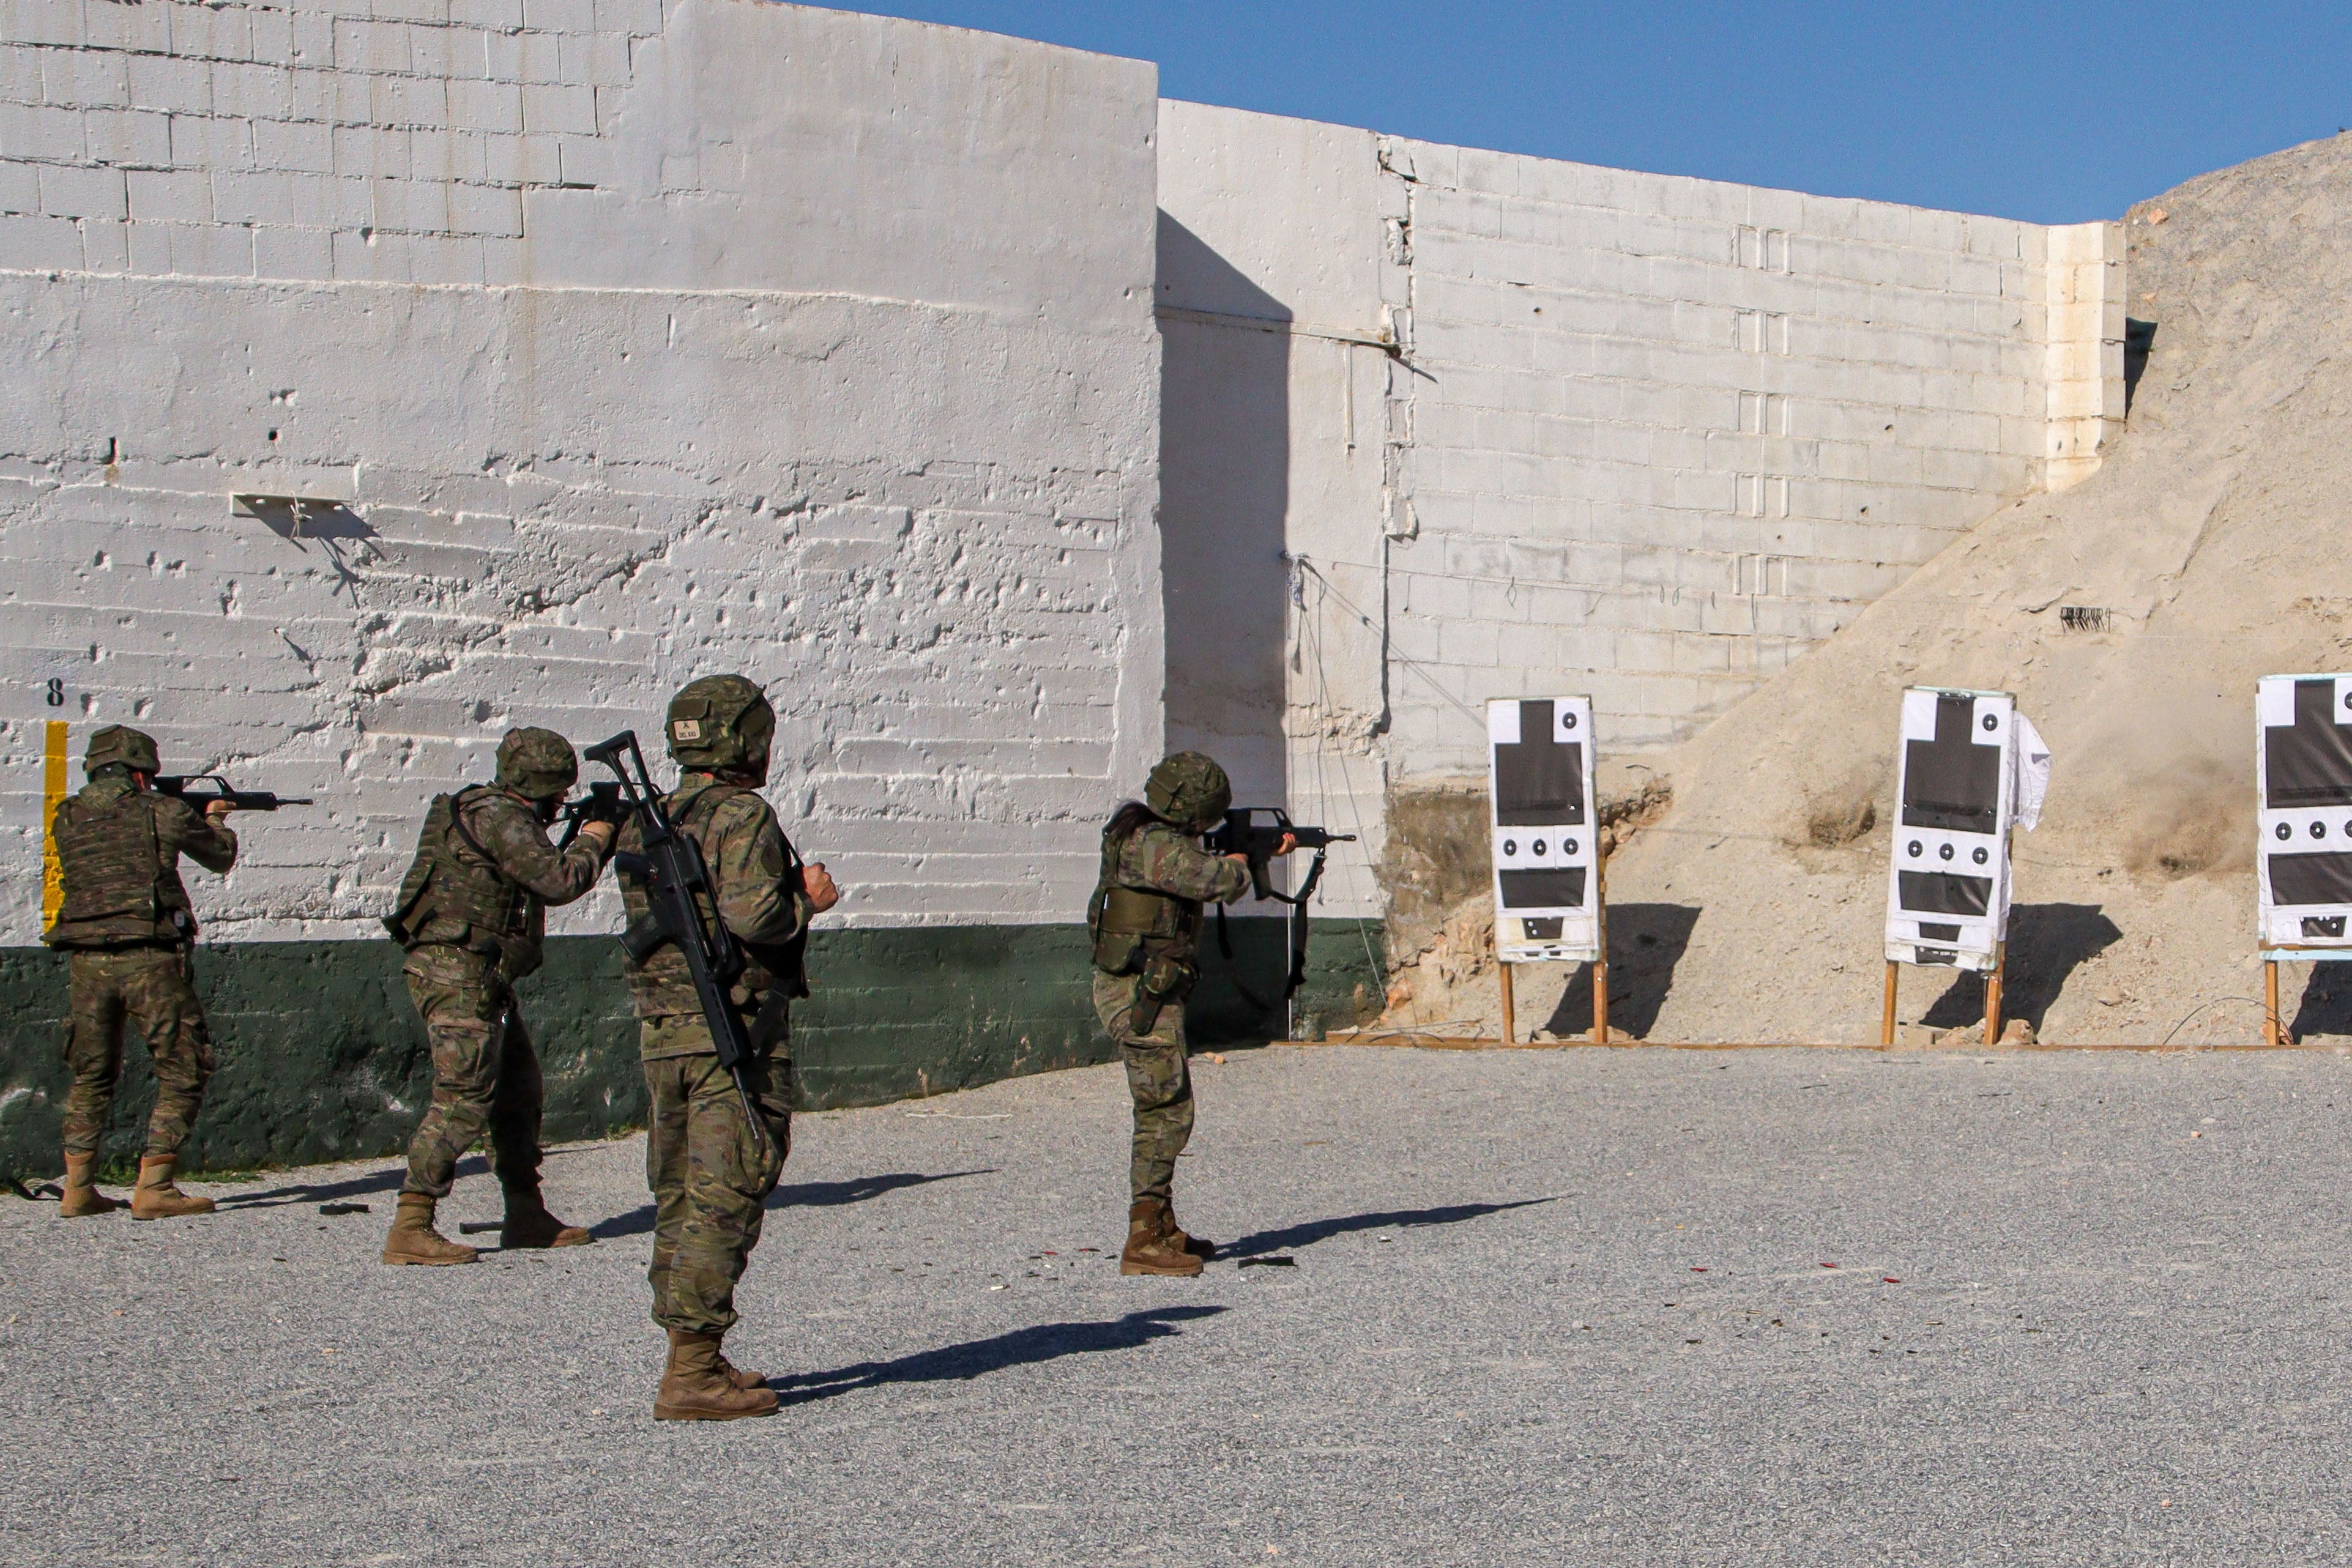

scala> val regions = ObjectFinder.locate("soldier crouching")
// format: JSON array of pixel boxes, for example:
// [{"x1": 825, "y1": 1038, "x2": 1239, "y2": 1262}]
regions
[
  {"x1": 1089, "y1": 751, "x2": 1292, "y2": 1276},
  {"x1": 620, "y1": 675, "x2": 838, "y2": 1422},
  {"x1": 379, "y1": 727, "x2": 617, "y2": 1265},
  {"x1": 43, "y1": 725, "x2": 243, "y2": 1221}
]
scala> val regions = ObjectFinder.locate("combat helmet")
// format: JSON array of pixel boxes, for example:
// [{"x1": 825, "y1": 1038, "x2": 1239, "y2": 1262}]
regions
[
  {"x1": 666, "y1": 674, "x2": 776, "y2": 772},
  {"x1": 1144, "y1": 751, "x2": 1232, "y2": 833},
  {"x1": 84, "y1": 724, "x2": 160, "y2": 777},
  {"x1": 495, "y1": 727, "x2": 579, "y2": 801}
]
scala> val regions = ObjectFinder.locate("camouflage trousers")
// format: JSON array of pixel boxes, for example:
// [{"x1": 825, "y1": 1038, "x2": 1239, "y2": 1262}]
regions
[
  {"x1": 643, "y1": 1014, "x2": 792, "y2": 1336},
  {"x1": 398, "y1": 945, "x2": 546, "y2": 1200},
  {"x1": 1092, "y1": 971, "x2": 1194, "y2": 1204},
  {"x1": 61, "y1": 946, "x2": 215, "y2": 1160}
]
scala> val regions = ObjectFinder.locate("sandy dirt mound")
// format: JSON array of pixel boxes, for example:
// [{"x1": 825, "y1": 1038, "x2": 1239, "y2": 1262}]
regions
[{"x1": 1583, "y1": 133, "x2": 2352, "y2": 1046}]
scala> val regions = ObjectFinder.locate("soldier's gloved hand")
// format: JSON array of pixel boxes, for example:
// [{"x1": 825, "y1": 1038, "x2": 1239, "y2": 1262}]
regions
[
  {"x1": 204, "y1": 800, "x2": 235, "y2": 821},
  {"x1": 580, "y1": 819, "x2": 618, "y2": 854},
  {"x1": 802, "y1": 862, "x2": 840, "y2": 914}
]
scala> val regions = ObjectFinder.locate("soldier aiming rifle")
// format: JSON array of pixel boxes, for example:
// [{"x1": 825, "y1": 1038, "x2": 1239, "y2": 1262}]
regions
[
  {"x1": 43, "y1": 727, "x2": 303, "y2": 1219},
  {"x1": 1091, "y1": 752, "x2": 1354, "y2": 1277},
  {"x1": 379, "y1": 727, "x2": 617, "y2": 1266}
]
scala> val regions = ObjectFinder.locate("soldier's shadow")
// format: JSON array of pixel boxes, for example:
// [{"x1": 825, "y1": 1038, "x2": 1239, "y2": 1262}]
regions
[
  {"x1": 1221, "y1": 1197, "x2": 1558, "y2": 1260},
  {"x1": 590, "y1": 1169, "x2": 996, "y2": 1239},
  {"x1": 217, "y1": 1154, "x2": 491, "y2": 1210},
  {"x1": 772, "y1": 1305, "x2": 1227, "y2": 1405}
]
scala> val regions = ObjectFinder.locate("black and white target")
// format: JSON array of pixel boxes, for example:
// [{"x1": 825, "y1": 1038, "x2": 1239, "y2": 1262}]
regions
[
  {"x1": 1885, "y1": 686, "x2": 2016, "y2": 972},
  {"x1": 2257, "y1": 673, "x2": 2352, "y2": 954},
  {"x1": 1487, "y1": 696, "x2": 1599, "y2": 964}
]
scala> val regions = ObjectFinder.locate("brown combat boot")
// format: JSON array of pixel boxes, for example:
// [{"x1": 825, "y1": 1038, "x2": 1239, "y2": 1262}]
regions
[
  {"x1": 128, "y1": 1156, "x2": 215, "y2": 1221},
  {"x1": 1120, "y1": 1199, "x2": 1205, "y2": 1277},
  {"x1": 1163, "y1": 1200, "x2": 1217, "y2": 1261},
  {"x1": 381, "y1": 1193, "x2": 478, "y2": 1266},
  {"x1": 499, "y1": 1183, "x2": 593, "y2": 1249},
  {"x1": 653, "y1": 1330, "x2": 780, "y2": 1421},
  {"x1": 59, "y1": 1153, "x2": 122, "y2": 1217}
]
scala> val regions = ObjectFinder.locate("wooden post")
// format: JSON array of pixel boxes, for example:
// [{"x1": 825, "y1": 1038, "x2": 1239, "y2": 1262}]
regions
[
  {"x1": 1984, "y1": 942, "x2": 2006, "y2": 1046},
  {"x1": 1881, "y1": 960, "x2": 1899, "y2": 1047},
  {"x1": 1498, "y1": 959, "x2": 1516, "y2": 1047},
  {"x1": 1593, "y1": 852, "x2": 1610, "y2": 1046},
  {"x1": 2265, "y1": 959, "x2": 2283, "y2": 1047}
]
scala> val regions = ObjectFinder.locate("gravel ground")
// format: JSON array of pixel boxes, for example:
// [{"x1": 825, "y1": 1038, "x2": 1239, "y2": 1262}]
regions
[{"x1": 7, "y1": 1043, "x2": 2352, "y2": 1566}]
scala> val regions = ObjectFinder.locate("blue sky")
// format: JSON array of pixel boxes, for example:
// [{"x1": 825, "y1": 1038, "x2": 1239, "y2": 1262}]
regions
[{"x1": 848, "y1": 2, "x2": 2349, "y2": 223}]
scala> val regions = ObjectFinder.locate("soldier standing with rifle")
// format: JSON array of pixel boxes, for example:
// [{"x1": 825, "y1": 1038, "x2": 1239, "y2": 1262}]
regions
[
  {"x1": 43, "y1": 726, "x2": 254, "y2": 1220},
  {"x1": 601, "y1": 675, "x2": 837, "y2": 1422},
  {"x1": 1089, "y1": 751, "x2": 1292, "y2": 1277},
  {"x1": 379, "y1": 728, "x2": 620, "y2": 1265}
]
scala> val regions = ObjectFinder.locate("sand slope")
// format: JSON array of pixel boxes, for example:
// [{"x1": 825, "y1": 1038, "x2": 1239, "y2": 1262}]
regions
[{"x1": 1596, "y1": 133, "x2": 2352, "y2": 1046}]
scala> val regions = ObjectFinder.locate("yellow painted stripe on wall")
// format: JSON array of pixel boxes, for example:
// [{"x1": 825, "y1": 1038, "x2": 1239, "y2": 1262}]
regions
[{"x1": 42, "y1": 719, "x2": 67, "y2": 929}]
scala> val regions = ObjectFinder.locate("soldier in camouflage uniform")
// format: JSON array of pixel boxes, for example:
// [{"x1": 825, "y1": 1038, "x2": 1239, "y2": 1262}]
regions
[
  {"x1": 1089, "y1": 751, "x2": 1292, "y2": 1276},
  {"x1": 619, "y1": 674, "x2": 838, "y2": 1422},
  {"x1": 43, "y1": 726, "x2": 243, "y2": 1221},
  {"x1": 379, "y1": 727, "x2": 617, "y2": 1266}
]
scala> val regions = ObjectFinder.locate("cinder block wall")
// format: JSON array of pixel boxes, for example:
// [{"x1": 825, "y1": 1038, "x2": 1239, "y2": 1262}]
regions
[
  {"x1": 0, "y1": 0, "x2": 1175, "y2": 1169},
  {"x1": 1156, "y1": 106, "x2": 2129, "y2": 931}
]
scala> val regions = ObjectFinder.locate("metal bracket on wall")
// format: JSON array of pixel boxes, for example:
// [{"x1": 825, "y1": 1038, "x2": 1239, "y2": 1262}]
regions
[{"x1": 233, "y1": 493, "x2": 369, "y2": 540}]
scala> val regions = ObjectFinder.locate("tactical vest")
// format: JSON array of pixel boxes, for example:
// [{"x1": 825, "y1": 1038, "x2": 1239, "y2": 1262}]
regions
[
  {"x1": 619, "y1": 781, "x2": 809, "y2": 1020},
  {"x1": 43, "y1": 778, "x2": 198, "y2": 949},
  {"x1": 1088, "y1": 821, "x2": 1202, "y2": 977},
  {"x1": 380, "y1": 786, "x2": 542, "y2": 973}
]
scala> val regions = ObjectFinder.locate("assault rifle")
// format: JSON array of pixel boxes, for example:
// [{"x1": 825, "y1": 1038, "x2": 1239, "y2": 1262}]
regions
[
  {"x1": 582, "y1": 730, "x2": 772, "y2": 1153},
  {"x1": 554, "y1": 781, "x2": 625, "y2": 850},
  {"x1": 1202, "y1": 806, "x2": 1356, "y2": 1001},
  {"x1": 155, "y1": 775, "x2": 313, "y2": 811}
]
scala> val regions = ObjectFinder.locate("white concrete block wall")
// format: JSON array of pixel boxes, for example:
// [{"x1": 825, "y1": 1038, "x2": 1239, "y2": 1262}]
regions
[
  {"x1": 1381, "y1": 138, "x2": 2083, "y2": 778},
  {"x1": 1158, "y1": 107, "x2": 2127, "y2": 942},
  {"x1": 0, "y1": 1, "x2": 1163, "y2": 944}
]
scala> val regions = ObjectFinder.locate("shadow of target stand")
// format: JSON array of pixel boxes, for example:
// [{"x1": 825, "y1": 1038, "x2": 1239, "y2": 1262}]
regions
[
  {"x1": 2257, "y1": 673, "x2": 2352, "y2": 1045},
  {"x1": 1487, "y1": 697, "x2": 1608, "y2": 1046},
  {"x1": 1880, "y1": 686, "x2": 2035, "y2": 1047}
]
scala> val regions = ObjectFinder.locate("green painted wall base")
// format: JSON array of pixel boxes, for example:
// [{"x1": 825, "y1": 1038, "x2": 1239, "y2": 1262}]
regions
[{"x1": 0, "y1": 916, "x2": 1383, "y2": 1179}]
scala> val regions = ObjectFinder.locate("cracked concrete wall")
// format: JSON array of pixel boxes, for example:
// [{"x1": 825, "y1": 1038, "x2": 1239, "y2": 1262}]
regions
[{"x1": 0, "y1": 0, "x2": 1163, "y2": 946}]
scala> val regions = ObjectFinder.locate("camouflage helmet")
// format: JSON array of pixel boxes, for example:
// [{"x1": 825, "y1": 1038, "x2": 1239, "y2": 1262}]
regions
[
  {"x1": 494, "y1": 727, "x2": 579, "y2": 800},
  {"x1": 1145, "y1": 750, "x2": 1232, "y2": 832},
  {"x1": 666, "y1": 674, "x2": 775, "y2": 771},
  {"x1": 84, "y1": 724, "x2": 160, "y2": 777}
]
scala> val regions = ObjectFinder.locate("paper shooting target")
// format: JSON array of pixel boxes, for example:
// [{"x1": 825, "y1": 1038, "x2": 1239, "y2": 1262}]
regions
[
  {"x1": 1488, "y1": 696, "x2": 1600, "y2": 964},
  {"x1": 1885, "y1": 686, "x2": 2017, "y2": 973},
  {"x1": 2257, "y1": 673, "x2": 2352, "y2": 954}
]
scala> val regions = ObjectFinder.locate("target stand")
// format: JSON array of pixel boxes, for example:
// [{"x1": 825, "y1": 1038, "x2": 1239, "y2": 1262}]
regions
[
  {"x1": 1878, "y1": 686, "x2": 2025, "y2": 1048},
  {"x1": 1487, "y1": 696, "x2": 1609, "y2": 1046}
]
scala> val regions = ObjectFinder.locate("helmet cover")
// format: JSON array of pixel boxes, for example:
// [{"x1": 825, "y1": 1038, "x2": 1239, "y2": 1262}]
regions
[
  {"x1": 84, "y1": 724, "x2": 160, "y2": 777},
  {"x1": 494, "y1": 727, "x2": 579, "y2": 800},
  {"x1": 666, "y1": 674, "x2": 776, "y2": 771},
  {"x1": 1144, "y1": 751, "x2": 1232, "y2": 833}
]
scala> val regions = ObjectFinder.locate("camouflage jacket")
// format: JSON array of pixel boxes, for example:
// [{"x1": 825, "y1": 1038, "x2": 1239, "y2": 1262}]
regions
[
  {"x1": 45, "y1": 774, "x2": 238, "y2": 949},
  {"x1": 617, "y1": 776, "x2": 814, "y2": 1022},
  {"x1": 1089, "y1": 817, "x2": 1248, "y2": 975},
  {"x1": 382, "y1": 784, "x2": 605, "y2": 979}
]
